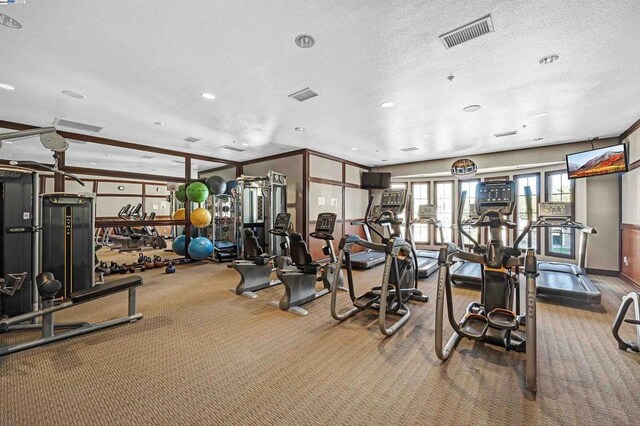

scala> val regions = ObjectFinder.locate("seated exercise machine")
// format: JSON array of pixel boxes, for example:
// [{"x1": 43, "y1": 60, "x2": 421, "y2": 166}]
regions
[
  {"x1": 434, "y1": 180, "x2": 538, "y2": 393},
  {"x1": 272, "y1": 213, "x2": 344, "y2": 315},
  {"x1": 532, "y1": 202, "x2": 600, "y2": 304},
  {"x1": 406, "y1": 203, "x2": 443, "y2": 279},
  {"x1": 612, "y1": 291, "x2": 640, "y2": 352},
  {"x1": 330, "y1": 188, "x2": 429, "y2": 336},
  {"x1": 231, "y1": 212, "x2": 291, "y2": 298},
  {"x1": 109, "y1": 204, "x2": 167, "y2": 252}
]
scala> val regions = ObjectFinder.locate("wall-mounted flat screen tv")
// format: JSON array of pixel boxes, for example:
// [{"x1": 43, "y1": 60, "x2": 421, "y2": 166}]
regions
[
  {"x1": 361, "y1": 172, "x2": 391, "y2": 189},
  {"x1": 566, "y1": 144, "x2": 628, "y2": 179}
]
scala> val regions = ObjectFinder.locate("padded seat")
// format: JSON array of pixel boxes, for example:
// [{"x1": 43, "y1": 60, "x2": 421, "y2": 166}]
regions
[
  {"x1": 289, "y1": 233, "x2": 318, "y2": 274},
  {"x1": 70, "y1": 276, "x2": 143, "y2": 304}
]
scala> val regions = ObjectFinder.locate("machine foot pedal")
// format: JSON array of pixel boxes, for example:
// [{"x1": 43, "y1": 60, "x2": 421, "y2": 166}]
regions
[
  {"x1": 269, "y1": 301, "x2": 309, "y2": 316},
  {"x1": 487, "y1": 308, "x2": 519, "y2": 330},
  {"x1": 459, "y1": 314, "x2": 488, "y2": 340},
  {"x1": 354, "y1": 292, "x2": 380, "y2": 310}
]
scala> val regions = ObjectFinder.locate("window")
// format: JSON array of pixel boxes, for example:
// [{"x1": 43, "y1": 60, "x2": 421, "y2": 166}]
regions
[
  {"x1": 458, "y1": 179, "x2": 479, "y2": 248},
  {"x1": 411, "y1": 182, "x2": 430, "y2": 243},
  {"x1": 435, "y1": 181, "x2": 454, "y2": 244},
  {"x1": 514, "y1": 173, "x2": 540, "y2": 252},
  {"x1": 545, "y1": 171, "x2": 575, "y2": 258}
]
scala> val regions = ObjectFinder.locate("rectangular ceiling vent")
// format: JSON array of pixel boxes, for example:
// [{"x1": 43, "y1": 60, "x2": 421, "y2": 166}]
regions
[
  {"x1": 288, "y1": 87, "x2": 318, "y2": 102},
  {"x1": 141, "y1": 155, "x2": 154, "y2": 159},
  {"x1": 53, "y1": 118, "x2": 103, "y2": 133},
  {"x1": 493, "y1": 130, "x2": 518, "y2": 138},
  {"x1": 439, "y1": 14, "x2": 494, "y2": 49},
  {"x1": 184, "y1": 137, "x2": 201, "y2": 143},
  {"x1": 219, "y1": 144, "x2": 245, "y2": 153},
  {"x1": 400, "y1": 147, "x2": 419, "y2": 152}
]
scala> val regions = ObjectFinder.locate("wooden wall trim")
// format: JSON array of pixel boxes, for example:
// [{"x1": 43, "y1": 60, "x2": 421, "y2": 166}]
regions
[
  {"x1": 307, "y1": 149, "x2": 370, "y2": 171},
  {"x1": 628, "y1": 159, "x2": 640, "y2": 171},
  {"x1": 620, "y1": 273, "x2": 640, "y2": 291},
  {"x1": 0, "y1": 120, "x2": 239, "y2": 166},
  {"x1": 309, "y1": 176, "x2": 344, "y2": 186},
  {"x1": 622, "y1": 223, "x2": 640, "y2": 231},
  {"x1": 64, "y1": 166, "x2": 187, "y2": 183},
  {"x1": 620, "y1": 116, "x2": 640, "y2": 142},
  {"x1": 199, "y1": 164, "x2": 236, "y2": 175},
  {"x1": 95, "y1": 219, "x2": 186, "y2": 227},
  {"x1": 303, "y1": 150, "x2": 309, "y2": 241},
  {"x1": 241, "y1": 149, "x2": 306, "y2": 166},
  {"x1": 585, "y1": 268, "x2": 619, "y2": 277}
]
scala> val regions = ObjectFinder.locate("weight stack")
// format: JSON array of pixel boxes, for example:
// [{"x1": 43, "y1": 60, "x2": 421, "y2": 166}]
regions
[{"x1": 41, "y1": 193, "x2": 95, "y2": 299}]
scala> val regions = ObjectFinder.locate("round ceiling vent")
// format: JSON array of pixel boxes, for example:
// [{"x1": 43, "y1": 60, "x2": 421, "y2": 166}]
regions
[
  {"x1": 0, "y1": 13, "x2": 21, "y2": 29},
  {"x1": 295, "y1": 34, "x2": 315, "y2": 48},
  {"x1": 62, "y1": 90, "x2": 85, "y2": 99},
  {"x1": 463, "y1": 105, "x2": 481, "y2": 113}
]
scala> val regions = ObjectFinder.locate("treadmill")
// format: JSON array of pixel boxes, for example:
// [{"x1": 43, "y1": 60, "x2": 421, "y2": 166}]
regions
[
  {"x1": 450, "y1": 211, "x2": 483, "y2": 288},
  {"x1": 406, "y1": 204, "x2": 441, "y2": 279},
  {"x1": 533, "y1": 202, "x2": 600, "y2": 304},
  {"x1": 348, "y1": 205, "x2": 387, "y2": 269}
]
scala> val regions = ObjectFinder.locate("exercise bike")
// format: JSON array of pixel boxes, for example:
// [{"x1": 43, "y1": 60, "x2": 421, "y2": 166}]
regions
[
  {"x1": 231, "y1": 212, "x2": 291, "y2": 298},
  {"x1": 612, "y1": 291, "x2": 640, "y2": 352},
  {"x1": 434, "y1": 180, "x2": 538, "y2": 393},
  {"x1": 272, "y1": 213, "x2": 344, "y2": 315},
  {"x1": 330, "y1": 188, "x2": 428, "y2": 337}
]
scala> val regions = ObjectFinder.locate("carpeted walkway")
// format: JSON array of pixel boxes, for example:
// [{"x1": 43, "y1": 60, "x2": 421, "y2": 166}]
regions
[{"x1": 1, "y1": 255, "x2": 639, "y2": 425}]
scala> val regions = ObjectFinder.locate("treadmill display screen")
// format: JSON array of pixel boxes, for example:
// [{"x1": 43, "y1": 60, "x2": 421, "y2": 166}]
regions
[
  {"x1": 538, "y1": 202, "x2": 572, "y2": 218},
  {"x1": 273, "y1": 212, "x2": 291, "y2": 231},
  {"x1": 418, "y1": 204, "x2": 437, "y2": 218},
  {"x1": 315, "y1": 213, "x2": 336, "y2": 234}
]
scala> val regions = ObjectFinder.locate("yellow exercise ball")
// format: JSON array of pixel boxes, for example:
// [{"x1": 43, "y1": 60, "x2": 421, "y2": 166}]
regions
[
  {"x1": 173, "y1": 208, "x2": 186, "y2": 221},
  {"x1": 190, "y1": 208, "x2": 212, "y2": 228}
]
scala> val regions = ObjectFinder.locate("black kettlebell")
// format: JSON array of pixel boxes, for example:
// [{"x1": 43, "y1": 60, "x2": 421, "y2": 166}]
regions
[
  {"x1": 138, "y1": 253, "x2": 145, "y2": 264},
  {"x1": 119, "y1": 265, "x2": 127, "y2": 274},
  {"x1": 100, "y1": 261, "x2": 112, "y2": 275},
  {"x1": 165, "y1": 262, "x2": 176, "y2": 274}
]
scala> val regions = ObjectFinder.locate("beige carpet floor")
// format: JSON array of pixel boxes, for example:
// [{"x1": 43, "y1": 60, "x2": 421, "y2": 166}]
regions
[{"x1": 1, "y1": 251, "x2": 639, "y2": 425}]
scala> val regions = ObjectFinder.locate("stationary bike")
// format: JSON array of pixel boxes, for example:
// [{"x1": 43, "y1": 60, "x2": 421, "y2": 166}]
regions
[
  {"x1": 434, "y1": 180, "x2": 538, "y2": 393},
  {"x1": 272, "y1": 213, "x2": 344, "y2": 315},
  {"x1": 330, "y1": 188, "x2": 428, "y2": 337},
  {"x1": 231, "y1": 212, "x2": 291, "y2": 298}
]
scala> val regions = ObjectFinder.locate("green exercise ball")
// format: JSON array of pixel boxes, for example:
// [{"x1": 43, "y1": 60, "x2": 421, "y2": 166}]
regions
[
  {"x1": 176, "y1": 184, "x2": 187, "y2": 203},
  {"x1": 186, "y1": 181, "x2": 209, "y2": 203}
]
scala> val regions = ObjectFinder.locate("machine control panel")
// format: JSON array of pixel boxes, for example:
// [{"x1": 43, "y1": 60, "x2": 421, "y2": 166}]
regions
[
  {"x1": 379, "y1": 189, "x2": 407, "y2": 214},
  {"x1": 272, "y1": 212, "x2": 291, "y2": 232},
  {"x1": 475, "y1": 181, "x2": 516, "y2": 215},
  {"x1": 538, "y1": 202, "x2": 572, "y2": 218},
  {"x1": 315, "y1": 212, "x2": 337, "y2": 234},
  {"x1": 417, "y1": 204, "x2": 437, "y2": 219}
]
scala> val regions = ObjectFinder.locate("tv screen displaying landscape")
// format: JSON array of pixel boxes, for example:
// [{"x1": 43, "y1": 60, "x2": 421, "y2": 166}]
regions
[{"x1": 566, "y1": 144, "x2": 628, "y2": 179}]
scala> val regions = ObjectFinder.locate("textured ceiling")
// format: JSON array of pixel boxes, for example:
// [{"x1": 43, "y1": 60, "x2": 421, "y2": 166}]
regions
[{"x1": 0, "y1": 0, "x2": 639, "y2": 167}]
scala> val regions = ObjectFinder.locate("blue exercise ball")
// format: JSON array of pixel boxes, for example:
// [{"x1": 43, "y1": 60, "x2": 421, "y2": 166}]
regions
[
  {"x1": 224, "y1": 180, "x2": 238, "y2": 196},
  {"x1": 172, "y1": 235, "x2": 191, "y2": 256},
  {"x1": 188, "y1": 237, "x2": 213, "y2": 260}
]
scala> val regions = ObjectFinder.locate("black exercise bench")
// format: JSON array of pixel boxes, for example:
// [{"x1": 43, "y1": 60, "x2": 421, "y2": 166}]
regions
[{"x1": 0, "y1": 274, "x2": 143, "y2": 357}]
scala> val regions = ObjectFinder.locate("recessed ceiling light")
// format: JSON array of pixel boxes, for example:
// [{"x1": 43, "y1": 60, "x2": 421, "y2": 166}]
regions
[
  {"x1": 201, "y1": 93, "x2": 216, "y2": 100},
  {"x1": 463, "y1": 105, "x2": 481, "y2": 112},
  {"x1": 89, "y1": 162, "x2": 97, "y2": 165},
  {"x1": 154, "y1": 122, "x2": 167, "y2": 127},
  {"x1": 533, "y1": 137, "x2": 544, "y2": 141},
  {"x1": 446, "y1": 150, "x2": 453, "y2": 153},
  {"x1": 106, "y1": 154, "x2": 111, "y2": 157},
  {"x1": 241, "y1": 143, "x2": 249, "y2": 146},
  {"x1": 534, "y1": 113, "x2": 548, "y2": 118},
  {"x1": 351, "y1": 147, "x2": 358, "y2": 151},
  {"x1": 4, "y1": 141, "x2": 13, "y2": 144},
  {"x1": 0, "y1": 83, "x2": 16, "y2": 91},
  {"x1": 0, "y1": 13, "x2": 22, "y2": 29},
  {"x1": 294, "y1": 127, "x2": 306, "y2": 132},
  {"x1": 380, "y1": 102, "x2": 395, "y2": 108},
  {"x1": 381, "y1": 159, "x2": 389, "y2": 162},
  {"x1": 422, "y1": 134, "x2": 432, "y2": 138},
  {"x1": 62, "y1": 90, "x2": 85, "y2": 99},
  {"x1": 538, "y1": 54, "x2": 560, "y2": 65},
  {"x1": 295, "y1": 34, "x2": 315, "y2": 48}
]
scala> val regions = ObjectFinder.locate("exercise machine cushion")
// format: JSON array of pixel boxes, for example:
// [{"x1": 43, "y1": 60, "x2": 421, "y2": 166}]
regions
[
  {"x1": 290, "y1": 233, "x2": 313, "y2": 267},
  {"x1": 70, "y1": 276, "x2": 143, "y2": 304},
  {"x1": 243, "y1": 229, "x2": 264, "y2": 259}
]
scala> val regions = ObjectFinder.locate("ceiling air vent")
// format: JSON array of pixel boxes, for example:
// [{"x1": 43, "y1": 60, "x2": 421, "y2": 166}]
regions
[
  {"x1": 288, "y1": 87, "x2": 318, "y2": 102},
  {"x1": 141, "y1": 155, "x2": 154, "y2": 159},
  {"x1": 53, "y1": 118, "x2": 103, "y2": 133},
  {"x1": 439, "y1": 14, "x2": 494, "y2": 49},
  {"x1": 184, "y1": 137, "x2": 201, "y2": 143},
  {"x1": 400, "y1": 147, "x2": 419, "y2": 152},
  {"x1": 494, "y1": 130, "x2": 518, "y2": 138},
  {"x1": 219, "y1": 144, "x2": 245, "y2": 153}
]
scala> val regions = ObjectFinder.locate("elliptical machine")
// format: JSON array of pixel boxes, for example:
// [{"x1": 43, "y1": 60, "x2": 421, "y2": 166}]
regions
[
  {"x1": 330, "y1": 188, "x2": 428, "y2": 337},
  {"x1": 272, "y1": 213, "x2": 344, "y2": 315},
  {"x1": 231, "y1": 212, "x2": 291, "y2": 298},
  {"x1": 434, "y1": 180, "x2": 538, "y2": 393}
]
